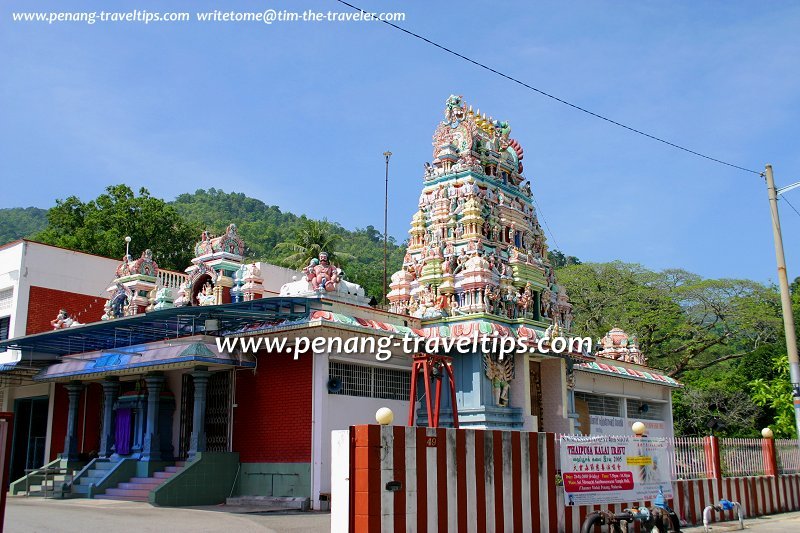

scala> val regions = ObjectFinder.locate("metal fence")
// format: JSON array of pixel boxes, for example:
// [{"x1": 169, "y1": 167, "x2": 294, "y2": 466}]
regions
[
  {"x1": 558, "y1": 434, "x2": 800, "y2": 480},
  {"x1": 719, "y1": 438, "x2": 766, "y2": 477},
  {"x1": 777, "y1": 439, "x2": 800, "y2": 474},
  {"x1": 670, "y1": 437, "x2": 710, "y2": 480}
]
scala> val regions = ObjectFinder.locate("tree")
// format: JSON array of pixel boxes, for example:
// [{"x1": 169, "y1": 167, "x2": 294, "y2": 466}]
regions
[
  {"x1": 34, "y1": 185, "x2": 197, "y2": 271},
  {"x1": 750, "y1": 354, "x2": 797, "y2": 438},
  {"x1": 274, "y1": 219, "x2": 355, "y2": 269},
  {"x1": 556, "y1": 262, "x2": 782, "y2": 378},
  {"x1": 549, "y1": 249, "x2": 581, "y2": 269}
]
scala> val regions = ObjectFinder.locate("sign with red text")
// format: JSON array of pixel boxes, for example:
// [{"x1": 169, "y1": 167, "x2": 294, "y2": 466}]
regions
[{"x1": 560, "y1": 435, "x2": 673, "y2": 506}]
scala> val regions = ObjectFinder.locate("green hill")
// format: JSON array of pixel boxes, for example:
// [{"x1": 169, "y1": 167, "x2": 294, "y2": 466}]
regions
[{"x1": 0, "y1": 207, "x2": 47, "y2": 244}]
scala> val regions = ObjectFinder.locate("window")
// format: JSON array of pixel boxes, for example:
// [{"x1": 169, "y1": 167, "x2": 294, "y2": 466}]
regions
[
  {"x1": 0, "y1": 316, "x2": 9, "y2": 353},
  {"x1": 329, "y1": 361, "x2": 411, "y2": 401},
  {"x1": 575, "y1": 392, "x2": 621, "y2": 417},
  {"x1": 0, "y1": 288, "x2": 12, "y2": 313},
  {"x1": 626, "y1": 399, "x2": 664, "y2": 421}
]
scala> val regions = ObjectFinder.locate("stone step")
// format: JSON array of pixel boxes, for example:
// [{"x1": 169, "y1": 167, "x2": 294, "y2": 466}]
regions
[
  {"x1": 105, "y1": 487, "x2": 151, "y2": 498},
  {"x1": 95, "y1": 494, "x2": 148, "y2": 502},
  {"x1": 152, "y1": 471, "x2": 175, "y2": 479},
  {"x1": 93, "y1": 462, "x2": 117, "y2": 470},
  {"x1": 163, "y1": 466, "x2": 182, "y2": 473},
  {"x1": 74, "y1": 475, "x2": 104, "y2": 486},
  {"x1": 226, "y1": 496, "x2": 311, "y2": 511},
  {"x1": 117, "y1": 481, "x2": 161, "y2": 490}
]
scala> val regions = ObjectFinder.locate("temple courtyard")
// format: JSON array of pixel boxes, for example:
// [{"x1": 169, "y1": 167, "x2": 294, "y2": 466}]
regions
[{"x1": 5, "y1": 497, "x2": 331, "y2": 532}]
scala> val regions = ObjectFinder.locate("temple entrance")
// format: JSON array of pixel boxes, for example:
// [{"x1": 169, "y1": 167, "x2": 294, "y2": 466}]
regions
[
  {"x1": 529, "y1": 362, "x2": 543, "y2": 431},
  {"x1": 10, "y1": 396, "x2": 49, "y2": 482},
  {"x1": 178, "y1": 370, "x2": 232, "y2": 459}
]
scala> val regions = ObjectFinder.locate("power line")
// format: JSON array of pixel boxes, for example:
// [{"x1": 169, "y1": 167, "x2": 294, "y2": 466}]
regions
[
  {"x1": 531, "y1": 194, "x2": 562, "y2": 253},
  {"x1": 782, "y1": 194, "x2": 800, "y2": 220},
  {"x1": 335, "y1": 0, "x2": 762, "y2": 176}
]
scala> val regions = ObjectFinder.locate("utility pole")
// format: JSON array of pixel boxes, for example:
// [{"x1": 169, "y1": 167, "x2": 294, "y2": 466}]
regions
[
  {"x1": 383, "y1": 151, "x2": 392, "y2": 306},
  {"x1": 764, "y1": 164, "x2": 800, "y2": 441}
]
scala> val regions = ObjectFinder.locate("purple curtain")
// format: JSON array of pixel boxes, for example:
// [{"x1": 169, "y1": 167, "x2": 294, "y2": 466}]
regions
[{"x1": 115, "y1": 408, "x2": 132, "y2": 455}]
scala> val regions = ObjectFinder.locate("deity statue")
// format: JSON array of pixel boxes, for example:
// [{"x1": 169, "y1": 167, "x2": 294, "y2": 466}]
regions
[
  {"x1": 197, "y1": 281, "x2": 216, "y2": 306},
  {"x1": 305, "y1": 252, "x2": 340, "y2": 292},
  {"x1": 483, "y1": 352, "x2": 515, "y2": 407},
  {"x1": 109, "y1": 284, "x2": 129, "y2": 318},
  {"x1": 51, "y1": 309, "x2": 80, "y2": 329}
]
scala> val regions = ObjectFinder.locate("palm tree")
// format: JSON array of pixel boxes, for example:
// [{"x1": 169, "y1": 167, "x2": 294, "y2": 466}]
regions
[{"x1": 275, "y1": 219, "x2": 355, "y2": 269}]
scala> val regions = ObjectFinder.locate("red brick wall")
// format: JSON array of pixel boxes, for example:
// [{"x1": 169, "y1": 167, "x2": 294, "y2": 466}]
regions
[
  {"x1": 49, "y1": 382, "x2": 103, "y2": 461},
  {"x1": 26, "y1": 286, "x2": 105, "y2": 335},
  {"x1": 233, "y1": 351, "x2": 313, "y2": 462}
]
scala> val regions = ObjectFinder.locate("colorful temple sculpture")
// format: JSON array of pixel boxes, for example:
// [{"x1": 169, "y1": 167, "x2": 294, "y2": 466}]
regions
[
  {"x1": 388, "y1": 95, "x2": 581, "y2": 431},
  {"x1": 0, "y1": 96, "x2": 679, "y2": 511}
]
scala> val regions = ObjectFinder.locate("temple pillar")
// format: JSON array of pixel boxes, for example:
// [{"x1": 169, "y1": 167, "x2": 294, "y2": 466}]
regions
[
  {"x1": 99, "y1": 377, "x2": 120, "y2": 458},
  {"x1": 188, "y1": 368, "x2": 211, "y2": 457},
  {"x1": 63, "y1": 382, "x2": 84, "y2": 461},
  {"x1": 141, "y1": 373, "x2": 165, "y2": 461}
]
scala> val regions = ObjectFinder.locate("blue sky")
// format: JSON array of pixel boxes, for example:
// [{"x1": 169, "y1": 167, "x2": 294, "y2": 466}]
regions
[{"x1": 1, "y1": 1, "x2": 799, "y2": 283}]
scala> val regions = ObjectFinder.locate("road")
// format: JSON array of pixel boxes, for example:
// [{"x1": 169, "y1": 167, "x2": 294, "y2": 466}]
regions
[
  {"x1": 5, "y1": 497, "x2": 331, "y2": 533},
  {"x1": 683, "y1": 511, "x2": 800, "y2": 532}
]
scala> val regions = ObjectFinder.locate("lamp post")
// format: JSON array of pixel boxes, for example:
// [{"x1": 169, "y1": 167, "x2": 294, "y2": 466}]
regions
[
  {"x1": 383, "y1": 151, "x2": 392, "y2": 305},
  {"x1": 763, "y1": 165, "x2": 800, "y2": 442}
]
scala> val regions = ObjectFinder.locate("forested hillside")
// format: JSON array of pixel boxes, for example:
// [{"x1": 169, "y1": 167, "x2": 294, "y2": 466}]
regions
[{"x1": 0, "y1": 207, "x2": 47, "y2": 244}]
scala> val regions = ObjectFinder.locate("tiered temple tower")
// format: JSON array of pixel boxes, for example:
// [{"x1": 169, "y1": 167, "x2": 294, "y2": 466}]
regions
[
  {"x1": 388, "y1": 95, "x2": 579, "y2": 430},
  {"x1": 388, "y1": 95, "x2": 572, "y2": 329}
]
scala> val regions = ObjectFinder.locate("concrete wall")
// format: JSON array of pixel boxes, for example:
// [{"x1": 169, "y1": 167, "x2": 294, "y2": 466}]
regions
[{"x1": 312, "y1": 351, "x2": 411, "y2": 509}]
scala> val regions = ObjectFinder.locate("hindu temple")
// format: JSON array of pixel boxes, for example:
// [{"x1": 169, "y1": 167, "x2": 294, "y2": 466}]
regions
[{"x1": 0, "y1": 96, "x2": 679, "y2": 511}]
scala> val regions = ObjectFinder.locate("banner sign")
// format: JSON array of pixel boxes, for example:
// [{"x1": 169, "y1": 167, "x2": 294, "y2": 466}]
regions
[{"x1": 560, "y1": 435, "x2": 673, "y2": 506}]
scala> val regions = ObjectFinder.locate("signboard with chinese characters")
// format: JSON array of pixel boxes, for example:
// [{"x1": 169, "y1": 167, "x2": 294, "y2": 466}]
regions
[
  {"x1": 588, "y1": 415, "x2": 669, "y2": 438},
  {"x1": 560, "y1": 435, "x2": 673, "y2": 506}
]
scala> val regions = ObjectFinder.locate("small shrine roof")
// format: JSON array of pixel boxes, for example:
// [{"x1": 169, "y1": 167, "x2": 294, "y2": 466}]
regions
[{"x1": 576, "y1": 361, "x2": 680, "y2": 388}]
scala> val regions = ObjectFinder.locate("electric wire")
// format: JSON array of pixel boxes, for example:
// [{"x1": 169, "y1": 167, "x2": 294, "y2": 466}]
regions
[
  {"x1": 781, "y1": 194, "x2": 800, "y2": 220},
  {"x1": 335, "y1": 0, "x2": 762, "y2": 176}
]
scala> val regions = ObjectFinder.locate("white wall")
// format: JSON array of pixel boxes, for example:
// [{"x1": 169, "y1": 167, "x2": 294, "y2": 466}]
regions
[
  {"x1": 310, "y1": 351, "x2": 410, "y2": 508},
  {"x1": 257, "y1": 263, "x2": 304, "y2": 295},
  {"x1": 574, "y1": 370, "x2": 675, "y2": 438}
]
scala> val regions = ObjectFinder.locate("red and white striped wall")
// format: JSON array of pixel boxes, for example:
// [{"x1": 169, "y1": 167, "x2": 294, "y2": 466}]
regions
[
  {"x1": 332, "y1": 425, "x2": 800, "y2": 533},
  {"x1": 341, "y1": 425, "x2": 561, "y2": 533},
  {"x1": 671, "y1": 474, "x2": 800, "y2": 526}
]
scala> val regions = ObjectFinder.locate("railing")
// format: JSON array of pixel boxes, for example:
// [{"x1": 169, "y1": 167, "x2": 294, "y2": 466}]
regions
[
  {"x1": 777, "y1": 439, "x2": 800, "y2": 474},
  {"x1": 720, "y1": 438, "x2": 765, "y2": 477},
  {"x1": 24, "y1": 466, "x2": 74, "y2": 498},
  {"x1": 670, "y1": 437, "x2": 710, "y2": 480},
  {"x1": 158, "y1": 270, "x2": 189, "y2": 291}
]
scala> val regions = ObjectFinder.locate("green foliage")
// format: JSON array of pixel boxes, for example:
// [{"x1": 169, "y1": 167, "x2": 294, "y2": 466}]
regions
[
  {"x1": 0, "y1": 207, "x2": 48, "y2": 244},
  {"x1": 556, "y1": 262, "x2": 782, "y2": 378},
  {"x1": 548, "y1": 249, "x2": 581, "y2": 269},
  {"x1": 274, "y1": 219, "x2": 355, "y2": 268},
  {"x1": 750, "y1": 354, "x2": 796, "y2": 438},
  {"x1": 34, "y1": 185, "x2": 197, "y2": 271}
]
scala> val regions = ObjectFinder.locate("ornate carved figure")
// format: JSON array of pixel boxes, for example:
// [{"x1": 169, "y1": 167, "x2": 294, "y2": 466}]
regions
[
  {"x1": 483, "y1": 352, "x2": 515, "y2": 407},
  {"x1": 305, "y1": 252, "x2": 340, "y2": 292},
  {"x1": 51, "y1": 309, "x2": 80, "y2": 329},
  {"x1": 197, "y1": 282, "x2": 216, "y2": 306},
  {"x1": 110, "y1": 284, "x2": 129, "y2": 318}
]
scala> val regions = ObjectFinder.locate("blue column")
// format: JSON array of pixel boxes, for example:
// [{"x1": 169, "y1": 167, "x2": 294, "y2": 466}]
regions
[
  {"x1": 63, "y1": 382, "x2": 84, "y2": 461},
  {"x1": 189, "y1": 368, "x2": 211, "y2": 457},
  {"x1": 99, "y1": 378, "x2": 120, "y2": 458},
  {"x1": 141, "y1": 373, "x2": 165, "y2": 461}
]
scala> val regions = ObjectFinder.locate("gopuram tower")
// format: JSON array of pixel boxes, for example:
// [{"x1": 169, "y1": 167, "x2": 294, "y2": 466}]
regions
[{"x1": 388, "y1": 95, "x2": 583, "y2": 431}]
